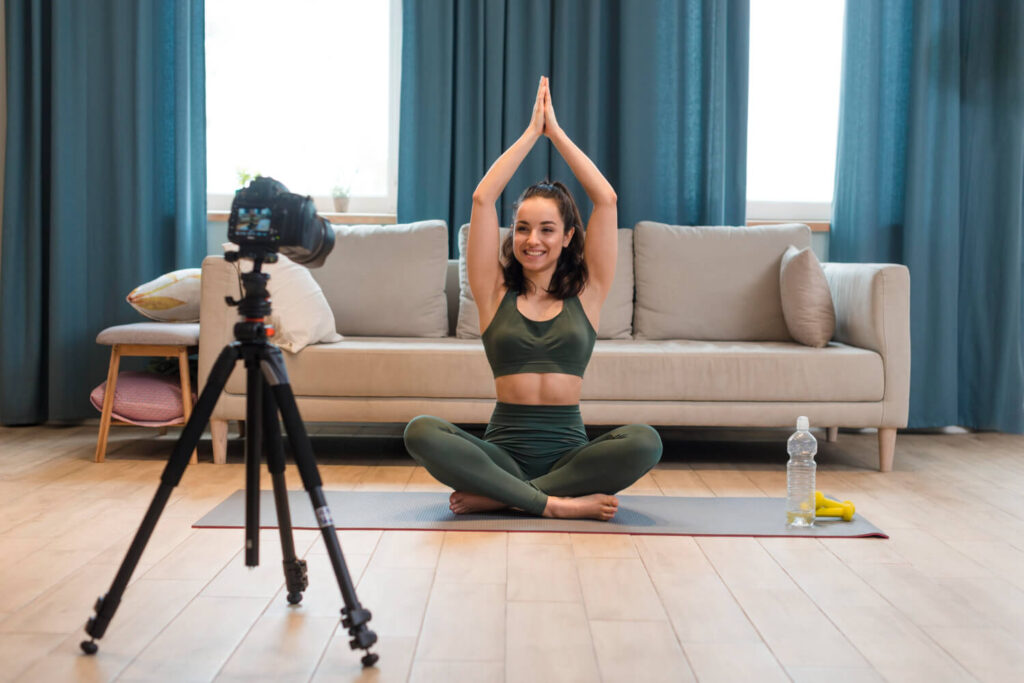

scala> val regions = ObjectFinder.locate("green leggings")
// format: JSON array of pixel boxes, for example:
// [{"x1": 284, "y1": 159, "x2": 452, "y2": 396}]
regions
[{"x1": 403, "y1": 403, "x2": 663, "y2": 516}]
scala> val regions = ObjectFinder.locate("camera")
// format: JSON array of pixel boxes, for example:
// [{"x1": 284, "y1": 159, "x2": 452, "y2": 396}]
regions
[{"x1": 227, "y1": 176, "x2": 335, "y2": 268}]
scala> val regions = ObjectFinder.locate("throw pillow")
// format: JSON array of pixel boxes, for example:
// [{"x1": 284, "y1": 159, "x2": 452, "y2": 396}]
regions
[
  {"x1": 779, "y1": 245, "x2": 836, "y2": 347},
  {"x1": 89, "y1": 371, "x2": 196, "y2": 426},
  {"x1": 226, "y1": 244, "x2": 343, "y2": 353},
  {"x1": 127, "y1": 268, "x2": 202, "y2": 322},
  {"x1": 455, "y1": 224, "x2": 635, "y2": 339}
]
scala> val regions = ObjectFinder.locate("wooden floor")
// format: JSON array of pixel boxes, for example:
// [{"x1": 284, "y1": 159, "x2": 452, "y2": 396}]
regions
[{"x1": 1, "y1": 422, "x2": 1023, "y2": 682}]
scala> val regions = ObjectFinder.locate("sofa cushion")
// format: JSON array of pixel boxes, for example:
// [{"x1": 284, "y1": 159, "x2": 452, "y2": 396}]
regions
[
  {"x1": 633, "y1": 222, "x2": 811, "y2": 341},
  {"x1": 227, "y1": 246, "x2": 343, "y2": 353},
  {"x1": 594, "y1": 229, "x2": 635, "y2": 339},
  {"x1": 455, "y1": 224, "x2": 634, "y2": 340},
  {"x1": 311, "y1": 221, "x2": 449, "y2": 337},
  {"x1": 780, "y1": 245, "x2": 835, "y2": 347},
  {"x1": 582, "y1": 340, "x2": 881, "y2": 402},
  {"x1": 225, "y1": 337, "x2": 883, "y2": 403},
  {"x1": 455, "y1": 224, "x2": 509, "y2": 339}
]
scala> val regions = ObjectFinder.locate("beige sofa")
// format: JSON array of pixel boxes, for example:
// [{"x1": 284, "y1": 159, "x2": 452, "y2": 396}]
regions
[{"x1": 199, "y1": 221, "x2": 910, "y2": 471}]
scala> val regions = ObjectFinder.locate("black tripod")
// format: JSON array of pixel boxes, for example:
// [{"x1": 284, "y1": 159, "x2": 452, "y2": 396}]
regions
[{"x1": 80, "y1": 256, "x2": 378, "y2": 667}]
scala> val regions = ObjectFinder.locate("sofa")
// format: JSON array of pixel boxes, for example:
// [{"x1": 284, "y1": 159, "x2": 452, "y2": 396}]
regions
[{"x1": 198, "y1": 221, "x2": 910, "y2": 471}]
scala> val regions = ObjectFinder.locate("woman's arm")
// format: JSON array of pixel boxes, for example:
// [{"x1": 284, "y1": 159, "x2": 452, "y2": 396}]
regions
[
  {"x1": 544, "y1": 85, "x2": 618, "y2": 300},
  {"x1": 468, "y1": 77, "x2": 547, "y2": 316}
]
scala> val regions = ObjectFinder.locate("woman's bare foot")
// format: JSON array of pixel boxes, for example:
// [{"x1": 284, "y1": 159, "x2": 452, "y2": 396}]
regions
[
  {"x1": 449, "y1": 491, "x2": 509, "y2": 514},
  {"x1": 542, "y1": 494, "x2": 619, "y2": 521}
]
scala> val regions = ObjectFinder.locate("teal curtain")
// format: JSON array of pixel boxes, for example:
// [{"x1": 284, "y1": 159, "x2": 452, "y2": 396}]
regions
[
  {"x1": 398, "y1": 0, "x2": 749, "y2": 256},
  {"x1": 1, "y1": 0, "x2": 206, "y2": 425},
  {"x1": 832, "y1": 0, "x2": 1024, "y2": 432}
]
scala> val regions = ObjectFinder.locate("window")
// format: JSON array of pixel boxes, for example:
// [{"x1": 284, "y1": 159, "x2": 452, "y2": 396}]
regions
[
  {"x1": 746, "y1": 0, "x2": 845, "y2": 221},
  {"x1": 205, "y1": 0, "x2": 401, "y2": 214}
]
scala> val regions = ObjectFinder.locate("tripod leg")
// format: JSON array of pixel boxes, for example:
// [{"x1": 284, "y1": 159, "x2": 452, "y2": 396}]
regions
[
  {"x1": 259, "y1": 349, "x2": 379, "y2": 668},
  {"x1": 81, "y1": 343, "x2": 242, "y2": 655},
  {"x1": 244, "y1": 359, "x2": 262, "y2": 567},
  {"x1": 261, "y1": 383, "x2": 308, "y2": 604}
]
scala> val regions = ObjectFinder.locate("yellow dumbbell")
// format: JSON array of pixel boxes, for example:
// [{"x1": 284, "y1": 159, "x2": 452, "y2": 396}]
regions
[{"x1": 814, "y1": 491, "x2": 856, "y2": 521}]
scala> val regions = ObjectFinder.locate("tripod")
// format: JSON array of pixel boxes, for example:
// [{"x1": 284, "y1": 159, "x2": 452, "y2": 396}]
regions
[{"x1": 80, "y1": 257, "x2": 378, "y2": 667}]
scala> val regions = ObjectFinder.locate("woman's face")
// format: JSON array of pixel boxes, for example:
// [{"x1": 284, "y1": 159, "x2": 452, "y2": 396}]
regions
[{"x1": 513, "y1": 197, "x2": 574, "y2": 273}]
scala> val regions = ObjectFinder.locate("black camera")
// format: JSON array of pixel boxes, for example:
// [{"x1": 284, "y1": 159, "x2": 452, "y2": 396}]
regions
[{"x1": 227, "y1": 176, "x2": 335, "y2": 268}]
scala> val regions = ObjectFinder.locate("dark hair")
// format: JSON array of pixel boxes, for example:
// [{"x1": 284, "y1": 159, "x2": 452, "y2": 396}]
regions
[{"x1": 501, "y1": 180, "x2": 588, "y2": 298}]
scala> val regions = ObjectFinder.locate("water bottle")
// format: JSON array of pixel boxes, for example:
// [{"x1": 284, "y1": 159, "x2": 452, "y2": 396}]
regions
[{"x1": 786, "y1": 416, "x2": 817, "y2": 527}]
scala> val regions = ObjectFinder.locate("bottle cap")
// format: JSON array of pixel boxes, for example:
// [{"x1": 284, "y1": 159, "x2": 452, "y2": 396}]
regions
[{"x1": 796, "y1": 416, "x2": 809, "y2": 430}]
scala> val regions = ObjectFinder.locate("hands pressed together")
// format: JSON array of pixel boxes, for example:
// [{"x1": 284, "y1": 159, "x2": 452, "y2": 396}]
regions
[{"x1": 528, "y1": 75, "x2": 561, "y2": 139}]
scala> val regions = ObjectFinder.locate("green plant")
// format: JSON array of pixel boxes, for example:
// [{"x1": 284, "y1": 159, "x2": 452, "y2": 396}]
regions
[
  {"x1": 331, "y1": 184, "x2": 350, "y2": 199},
  {"x1": 236, "y1": 168, "x2": 262, "y2": 187}
]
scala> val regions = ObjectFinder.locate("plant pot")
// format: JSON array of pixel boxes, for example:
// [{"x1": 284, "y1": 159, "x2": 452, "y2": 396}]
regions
[{"x1": 332, "y1": 196, "x2": 350, "y2": 213}]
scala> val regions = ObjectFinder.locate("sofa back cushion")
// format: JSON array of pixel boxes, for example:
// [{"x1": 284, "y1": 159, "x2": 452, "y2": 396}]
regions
[
  {"x1": 312, "y1": 221, "x2": 449, "y2": 337},
  {"x1": 632, "y1": 222, "x2": 811, "y2": 340},
  {"x1": 455, "y1": 224, "x2": 635, "y2": 339},
  {"x1": 455, "y1": 224, "x2": 509, "y2": 339}
]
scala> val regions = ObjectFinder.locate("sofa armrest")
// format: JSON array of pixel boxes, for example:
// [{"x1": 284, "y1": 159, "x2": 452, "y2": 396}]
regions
[
  {"x1": 198, "y1": 255, "x2": 240, "y2": 401},
  {"x1": 822, "y1": 262, "x2": 911, "y2": 427}
]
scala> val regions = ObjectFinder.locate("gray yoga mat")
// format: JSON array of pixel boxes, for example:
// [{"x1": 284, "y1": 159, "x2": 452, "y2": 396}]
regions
[{"x1": 194, "y1": 490, "x2": 887, "y2": 538}]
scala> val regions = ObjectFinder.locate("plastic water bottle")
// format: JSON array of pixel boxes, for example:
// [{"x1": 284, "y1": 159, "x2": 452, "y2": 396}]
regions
[{"x1": 786, "y1": 416, "x2": 817, "y2": 527}]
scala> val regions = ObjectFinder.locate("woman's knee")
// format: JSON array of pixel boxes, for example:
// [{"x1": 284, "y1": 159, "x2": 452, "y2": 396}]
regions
[
  {"x1": 403, "y1": 415, "x2": 446, "y2": 450},
  {"x1": 621, "y1": 424, "x2": 663, "y2": 467}
]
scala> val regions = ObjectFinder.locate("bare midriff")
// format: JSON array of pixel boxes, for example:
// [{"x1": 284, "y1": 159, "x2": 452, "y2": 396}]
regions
[{"x1": 494, "y1": 373, "x2": 583, "y2": 406}]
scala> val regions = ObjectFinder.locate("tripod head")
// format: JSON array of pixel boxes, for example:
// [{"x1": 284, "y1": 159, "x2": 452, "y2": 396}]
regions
[{"x1": 224, "y1": 252, "x2": 275, "y2": 343}]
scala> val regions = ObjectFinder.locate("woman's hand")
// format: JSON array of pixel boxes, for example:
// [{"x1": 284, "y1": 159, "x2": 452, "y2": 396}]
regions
[
  {"x1": 543, "y1": 78, "x2": 562, "y2": 138},
  {"x1": 528, "y1": 76, "x2": 547, "y2": 138}
]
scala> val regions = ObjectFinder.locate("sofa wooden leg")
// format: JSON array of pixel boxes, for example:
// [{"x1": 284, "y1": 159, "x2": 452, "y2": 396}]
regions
[
  {"x1": 878, "y1": 428, "x2": 897, "y2": 472},
  {"x1": 827, "y1": 427, "x2": 838, "y2": 442},
  {"x1": 211, "y1": 419, "x2": 229, "y2": 465}
]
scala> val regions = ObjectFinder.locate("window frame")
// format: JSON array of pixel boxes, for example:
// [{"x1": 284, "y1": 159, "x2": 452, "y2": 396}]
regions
[{"x1": 746, "y1": 200, "x2": 832, "y2": 223}]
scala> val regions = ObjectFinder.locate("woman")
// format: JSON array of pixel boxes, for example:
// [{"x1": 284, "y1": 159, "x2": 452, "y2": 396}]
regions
[{"x1": 404, "y1": 76, "x2": 662, "y2": 520}]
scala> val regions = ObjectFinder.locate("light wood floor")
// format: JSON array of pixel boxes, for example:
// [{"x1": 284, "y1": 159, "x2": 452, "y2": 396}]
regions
[{"x1": 1, "y1": 422, "x2": 1023, "y2": 682}]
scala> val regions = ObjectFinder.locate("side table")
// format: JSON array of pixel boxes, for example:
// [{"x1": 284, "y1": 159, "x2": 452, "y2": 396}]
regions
[{"x1": 94, "y1": 322, "x2": 200, "y2": 463}]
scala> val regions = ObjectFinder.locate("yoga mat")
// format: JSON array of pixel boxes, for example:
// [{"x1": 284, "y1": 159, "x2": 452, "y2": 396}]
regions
[{"x1": 194, "y1": 490, "x2": 887, "y2": 538}]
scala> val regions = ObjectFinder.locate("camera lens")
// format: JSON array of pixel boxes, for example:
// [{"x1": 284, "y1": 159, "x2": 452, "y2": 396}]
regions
[{"x1": 281, "y1": 215, "x2": 335, "y2": 268}]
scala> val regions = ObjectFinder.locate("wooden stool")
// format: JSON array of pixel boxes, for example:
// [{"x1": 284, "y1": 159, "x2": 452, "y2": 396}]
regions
[{"x1": 94, "y1": 323, "x2": 201, "y2": 463}]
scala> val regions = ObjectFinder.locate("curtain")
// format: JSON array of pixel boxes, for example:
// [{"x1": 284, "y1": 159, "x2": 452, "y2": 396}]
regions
[
  {"x1": 398, "y1": 0, "x2": 749, "y2": 256},
  {"x1": 832, "y1": 0, "x2": 1024, "y2": 432},
  {"x1": 1, "y1": 0, "x2": 206, "y2": 425}
]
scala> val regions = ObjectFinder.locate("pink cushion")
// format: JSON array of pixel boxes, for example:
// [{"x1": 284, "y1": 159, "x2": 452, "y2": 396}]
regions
[{"x1": 90, "y1": 371, "x2": 196, "y2": 427}]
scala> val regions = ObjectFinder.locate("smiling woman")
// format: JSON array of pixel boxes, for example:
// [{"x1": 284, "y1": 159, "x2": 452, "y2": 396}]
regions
[
  {"x1": 402, "y1": 76, "x2": 663, "y2": 522},
  {"x1": 501, "y1": 182, "x2": 588, "y2": 302}
]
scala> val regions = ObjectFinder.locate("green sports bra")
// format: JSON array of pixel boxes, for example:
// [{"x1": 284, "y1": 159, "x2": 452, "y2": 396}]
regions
[{"x1": 481, "y1": 288, "x2": 597, "y2": 378}]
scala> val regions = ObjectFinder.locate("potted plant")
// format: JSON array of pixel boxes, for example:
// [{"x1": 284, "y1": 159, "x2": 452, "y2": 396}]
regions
[
  {"x1": 236, "y1": 168, "x2": 262, "y2": 188},
  {"x1": 331, "y1": 184, "x2": 350, "y2": 213}
]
